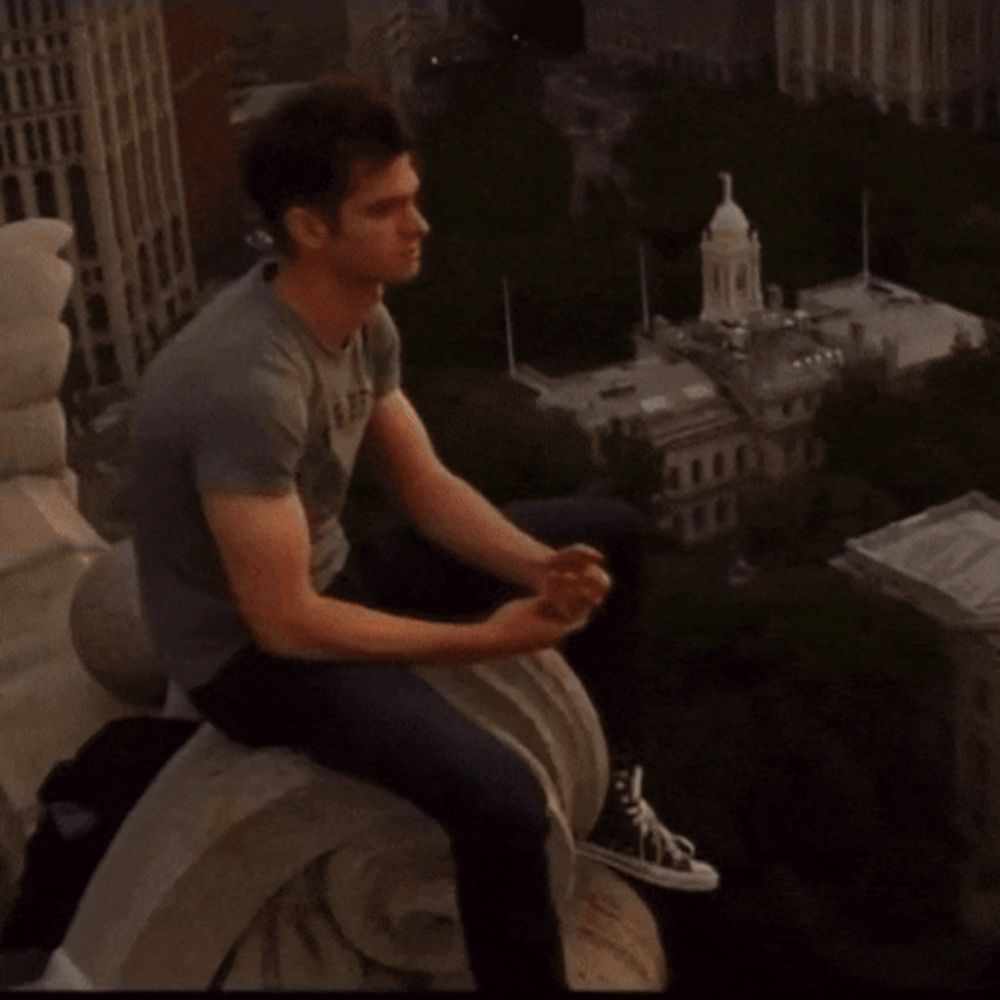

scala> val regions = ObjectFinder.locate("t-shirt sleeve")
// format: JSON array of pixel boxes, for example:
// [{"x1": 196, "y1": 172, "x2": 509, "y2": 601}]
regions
[
  {"x1": 367, "y1": 305, "x2": 402, "y2": 398},
  {"x1": 190, "y1": 351, "x2": 308, "y2": 496}
]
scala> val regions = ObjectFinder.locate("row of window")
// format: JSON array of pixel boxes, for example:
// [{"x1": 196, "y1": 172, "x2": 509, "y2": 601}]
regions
[
  {"x1": 666, "y1": 445, "x2": 752, "y2": 492},
  {"x1": 0, "y1": 61, "x2": 76, "y2": 113},
  {"x1": 2, "y1": 0, "x2": 68, "y2": 32},
  {"x1": 0, "y1": 113, "x2": 83, "y2": 167},
  {"x1": 674, "y1": 495, "x2": 733, "y2": 539},
  {"x1": 1, "y1": 164, "x2": 95, "y2": 253}
]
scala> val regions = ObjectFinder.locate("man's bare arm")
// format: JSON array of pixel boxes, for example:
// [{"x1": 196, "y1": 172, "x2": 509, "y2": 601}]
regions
[
  {"x1": 364, "y1": 389, "x2": 609, "y2": 604},
  {"x1": 201, "y1": 490, "x2": 587, "y2": 664}
]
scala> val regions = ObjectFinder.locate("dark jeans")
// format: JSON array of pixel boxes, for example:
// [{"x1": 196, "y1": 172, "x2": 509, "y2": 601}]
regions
[{"x1": 189, "y1": 496, "x2": 646, "y2": 991}]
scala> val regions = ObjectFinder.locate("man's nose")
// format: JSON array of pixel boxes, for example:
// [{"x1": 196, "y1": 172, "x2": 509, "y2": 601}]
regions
[{"x1": 405, "y1": 205, "x2": 430, "y2": 238}]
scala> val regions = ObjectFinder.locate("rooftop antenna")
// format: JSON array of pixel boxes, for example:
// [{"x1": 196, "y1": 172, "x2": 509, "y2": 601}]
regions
[
  {"x1": 502, "y1": 276, "x2": 516, "y2": 376},
  {"x1": 638, "y1": 241, "x2": 651, "y2": 335},
  {"x1": 861, "y1": 187, "x2": 871, "y2": 286}
]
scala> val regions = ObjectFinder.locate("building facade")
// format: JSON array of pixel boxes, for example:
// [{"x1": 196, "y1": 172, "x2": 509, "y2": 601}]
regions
[
  {"x1": 776, "y1": 0, "x2": 1000, "y2": 128},
  {"x1": 833, "y1": 491, "x2": 1000, "y2": 942},
  {"x1": 583, "y1": 0, "x2": 775, "y2": 83},
  {"x1": 160, "y1": 0, "x2": 239, "y2": 278},
  {"x1": 0, "y1": 0, "x2": 197, "y2": 392}
]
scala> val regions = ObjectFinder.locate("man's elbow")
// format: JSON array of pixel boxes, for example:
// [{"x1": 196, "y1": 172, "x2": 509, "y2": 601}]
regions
[{"x1": 242, "y1": 598, "x2": 314, "y2": 659}]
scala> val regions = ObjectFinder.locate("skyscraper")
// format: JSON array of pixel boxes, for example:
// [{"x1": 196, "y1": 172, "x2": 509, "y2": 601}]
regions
[{"x1": 0, "y1": 0, "x2": 196, "y2": 393}]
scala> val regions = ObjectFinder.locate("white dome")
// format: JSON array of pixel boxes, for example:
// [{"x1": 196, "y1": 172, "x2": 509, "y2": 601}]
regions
[
  {"x1": 709, "y1": 200, "x2": 750, "y2": 236},
  {"x1": 706, "y1": 171, "x2": 751, "y2": 238}
]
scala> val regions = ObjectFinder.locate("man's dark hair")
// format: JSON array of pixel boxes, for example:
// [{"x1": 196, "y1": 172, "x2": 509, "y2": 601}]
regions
[{"x1": 240, "y1": 80, "x2": 414, "y2": 255}]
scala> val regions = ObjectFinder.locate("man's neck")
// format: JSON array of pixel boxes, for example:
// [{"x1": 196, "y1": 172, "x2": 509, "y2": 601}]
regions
[{"x1": 272, "y1": 258, "x2": 383, "y2": 351}]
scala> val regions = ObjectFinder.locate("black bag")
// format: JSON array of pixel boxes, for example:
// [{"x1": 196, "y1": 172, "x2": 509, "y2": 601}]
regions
[{"x1": 1, "y1": 717, "x2": 199, "y2": 951}]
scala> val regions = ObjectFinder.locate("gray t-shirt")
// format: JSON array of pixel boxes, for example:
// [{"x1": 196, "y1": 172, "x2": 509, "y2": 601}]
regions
[{"x1": 132, "y1": 259, "x2": 401, "y2": 690}]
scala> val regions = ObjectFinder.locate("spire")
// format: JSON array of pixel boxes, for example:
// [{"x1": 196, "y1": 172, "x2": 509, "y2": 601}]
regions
[{"x1": 720, "y1": 171, "x2": 733, "y2": 203}]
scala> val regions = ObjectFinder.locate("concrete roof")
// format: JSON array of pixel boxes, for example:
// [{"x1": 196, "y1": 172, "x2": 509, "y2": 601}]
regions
[
  {"x1": 518, "y1": 354, "x2": 731, "y2": 434},
  {"x1": 832, "y1": 491, "x2": 1000, "y2": 630},
  {"x1": 799, "y1": 274, "x2": 985, "y2": 373}
]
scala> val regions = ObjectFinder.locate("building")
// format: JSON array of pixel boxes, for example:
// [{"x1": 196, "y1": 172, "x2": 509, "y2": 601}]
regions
[
  {"x1": 515, "y1": 172, "x2": 838, "y2": 544},
  {"x1": 0, "y1": 0, "x2": 197, "y2": 392},
  {"x1": 160, "y1": 0, "x2": 240, "y2": 280},
  {"x1": 832, "y1": 490, "x2": 1000, "y2": 942},
  {"x1": 519, "y1": 355, "x2": 749, "y2": 545},
  {"x1": 583, "y1": 0, "x2": 775, "y2": 83},
  {"x1": 798, "y1": 272, "x2": 987, "y2": 389},
  {"x1": 776, "y1": 0, "x2": 1000, "y2": 129}
]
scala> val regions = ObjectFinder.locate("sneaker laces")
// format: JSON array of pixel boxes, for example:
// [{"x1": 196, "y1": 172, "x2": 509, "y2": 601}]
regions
[{"x1": 616, "y1": 765, "x2": 697, "y2": 869}]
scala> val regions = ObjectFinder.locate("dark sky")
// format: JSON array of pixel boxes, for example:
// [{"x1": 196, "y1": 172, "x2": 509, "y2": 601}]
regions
[{"x1": 514, "y1": 0, "x2": 585, "y2": 52}]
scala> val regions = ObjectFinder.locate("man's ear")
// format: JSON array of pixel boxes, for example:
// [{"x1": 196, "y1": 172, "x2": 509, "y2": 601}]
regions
[{"x1": 283, "y1": 205, "x2": 331, "y2": 252}]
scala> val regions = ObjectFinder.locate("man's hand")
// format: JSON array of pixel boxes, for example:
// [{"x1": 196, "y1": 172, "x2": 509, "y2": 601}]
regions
[
  {"x1": 535, "y1": 544, "x2": 612, "y2": 624},
  {"x1": 487, "y1": 595, "x2": 592, "y2": 654}
]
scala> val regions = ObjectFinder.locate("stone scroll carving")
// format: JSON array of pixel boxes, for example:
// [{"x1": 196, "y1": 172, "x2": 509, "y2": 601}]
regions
[
  {"x1": 0, "y1": 219, "x2": 132, "y2": 815},
  {"x1": 56, "y1": 645, "x2": 666, "y2": 989}
]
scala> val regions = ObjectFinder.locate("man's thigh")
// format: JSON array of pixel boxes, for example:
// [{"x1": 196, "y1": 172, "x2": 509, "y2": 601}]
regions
[{"x1": 190, "y1": 651, "x2": 546, "y2": 840}]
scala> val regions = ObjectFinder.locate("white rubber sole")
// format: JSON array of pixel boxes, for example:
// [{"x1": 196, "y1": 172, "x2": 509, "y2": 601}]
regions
[{"x1": 576, "y1": 841, "x2": 721, "y2": 892}]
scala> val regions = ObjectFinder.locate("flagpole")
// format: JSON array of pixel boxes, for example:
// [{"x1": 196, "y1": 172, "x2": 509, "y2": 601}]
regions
[
  {"x1": 639, "y1": 241, "x2": 650, "y2": 334},
  {"x1": 862, "y1": 188, "x2": 870, "y2": 285},
  {"x1": 502, "y1": 276, "x2": 516, "y2": 375}
]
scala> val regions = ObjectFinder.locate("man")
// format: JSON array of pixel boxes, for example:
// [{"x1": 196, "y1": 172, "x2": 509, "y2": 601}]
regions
[{"x1": 133, "y1": 82, "x2": 716, "y2": 991}]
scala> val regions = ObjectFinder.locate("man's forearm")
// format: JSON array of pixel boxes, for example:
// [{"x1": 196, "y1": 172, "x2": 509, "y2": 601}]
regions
[
  {"x1": 400, "y1": 469, "x2": 554, "y2": 590},
  {"x1": 266, "y1": 592, "x2": 510, "y2": 665}
]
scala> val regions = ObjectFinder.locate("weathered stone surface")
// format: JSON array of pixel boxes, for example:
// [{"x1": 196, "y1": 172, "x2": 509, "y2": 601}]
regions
[
  {"x1": 58, "y1": 651, "x2": 662, "y2": 991},
  {"x1": 562, "y1": 860, "x2": 668, "y2": 990},
  {"x1": 70, "y1": 539, "x2": 167, "y2": 706},
  {"x1": 0, "y1": 219, "x2": 73, "y2": 324},
  {"x1": 0, "y1": 400, "x2": 67, "y2": 478},
  {"x1": 0, "y1": 321, "x2": 71, "y2": 410},
  {"x1": 0, "y1": 475, "x2": 104, "y2": 579}
]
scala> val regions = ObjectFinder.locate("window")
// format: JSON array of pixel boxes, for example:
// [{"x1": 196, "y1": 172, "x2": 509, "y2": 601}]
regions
[
  {"x1": 0, "y1": 73, "x2": 9, "y2": 114},
  {"x1": 85, "y1": 293, "x2": 109, "y2": 331},
  {"x1": 4, "y1": 124, "x2": 17, "y2": 164},
  {"x1": 153, "y1": 229, "x2": 168, "y2": 287},
  {"x1": 691, "y1": 458, "x2": 703, "y2": 486},
  {"x1": 95, "y1": 343, "x2": 121, "y2": 386},
  {"x1": 34, "y1": 170, "x2": 57, "y2": 216},
  {"x1": 64, "y1": 62, "x2": 76, "y2": 100},
  {"x1": 16, "y1": 69, "x2": 29, "y2": 109},
  {"x1": 736, "y1": 445, "x2": 748, "y2": 473},
  {"x1": 49, "y1": 63, "x2": 64, "y2": 103},
  {"x1": 713, "y1": 452, "x2": 725, "y2": 478},
  {"x1": 692, "y1": 506, "x2": 705, "y2": 533},
  {"x1": 2, "y1": 176, "x2": 25, "y2": 221},
  {"x1": 72, "y1": 113, "x2": 82, "y2": 153},
  {"x1": 38, "y1": 120, "x2": 51, "y2": 161},
  {"x1": 67, "y1": 164, "x2": 97, "y2": 256},
  {"x1": 715, "y1": 497, "x2": 728, "y2": 526},
  {"x1": 23, "y1": 122, "x2": 37, "y2": 160},
  {"x1": 666, "y1": 466, "x2": 680, "y2": 490},
  {"x1": 138, "y1": 243, "x2": 152, "y2": 304},
  {"x1": 30, "y1": 66, "x2": 43, "y2": 105},
  {"x1": 171, "y1": 214, "x2": 185, "y2": 272},
  {"x1": 57, "y1": 116, "x2": 69, "y2": 155}
]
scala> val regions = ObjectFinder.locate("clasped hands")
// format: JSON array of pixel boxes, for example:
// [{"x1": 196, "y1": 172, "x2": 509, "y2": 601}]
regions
[{"x1": 535, "y1": 543, "x2": 612, "y2": 627}]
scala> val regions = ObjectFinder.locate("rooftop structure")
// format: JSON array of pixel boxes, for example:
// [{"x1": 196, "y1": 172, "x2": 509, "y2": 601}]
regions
[
  {"x1": 798, "y1": 273, "x2": 987, "y2": 381},
  {"x1": 832, "y1": 491, "x2": 1000, "y2": 942}
]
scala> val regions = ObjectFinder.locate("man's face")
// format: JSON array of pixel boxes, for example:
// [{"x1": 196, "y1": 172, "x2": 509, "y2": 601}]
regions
[{"x1": 315, "y1": 152, "x2": 430, "y2": 286}]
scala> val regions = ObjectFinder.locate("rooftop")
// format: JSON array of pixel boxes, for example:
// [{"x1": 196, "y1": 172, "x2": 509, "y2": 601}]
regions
[
  {"x1": 799, "y1": 273, "x2": 986, "y2": 372},
  {"x1": 518, "y1": 354, "x2": 732, "y2": 434},
  {"x1": 832, "y1": 491, "x2": 1000, "y2": 630}
]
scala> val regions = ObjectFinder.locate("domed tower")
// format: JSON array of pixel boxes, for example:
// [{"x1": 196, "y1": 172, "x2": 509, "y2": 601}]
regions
[{"x1": 700, "y1": 172, "x2": 763, "y2": 324}]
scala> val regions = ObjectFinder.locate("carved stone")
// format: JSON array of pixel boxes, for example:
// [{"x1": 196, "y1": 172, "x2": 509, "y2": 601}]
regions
[
  {"x1": 0, "y1": 219, "x2": 133, "y2": 814},
  {"x1": 69, "y1": 539, "x2": 167, "y2": 707},
  {"x1": 58, "y1": 652, "x2": 667, "y2": 990}
]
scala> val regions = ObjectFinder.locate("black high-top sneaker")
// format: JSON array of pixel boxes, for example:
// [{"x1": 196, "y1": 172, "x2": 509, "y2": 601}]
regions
[{"x1": 576, "y1": 764, "x2": 720, "y2": 891}]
